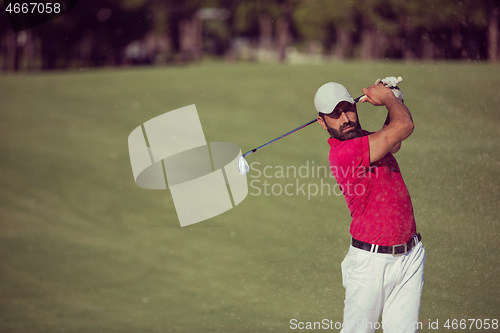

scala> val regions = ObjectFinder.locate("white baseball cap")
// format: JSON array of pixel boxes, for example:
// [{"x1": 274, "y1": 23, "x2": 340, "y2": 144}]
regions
[{"x1": 314, "y1": 82, "x2": 354, "y2": 114}]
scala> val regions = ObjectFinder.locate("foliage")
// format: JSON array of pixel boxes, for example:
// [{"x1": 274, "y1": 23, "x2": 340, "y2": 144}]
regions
[{"x1": 0, "y1": 0, "x2": 498, "y2": 70}]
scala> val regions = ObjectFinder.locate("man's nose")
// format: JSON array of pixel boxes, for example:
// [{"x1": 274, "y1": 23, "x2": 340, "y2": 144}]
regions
[{"x1": 340, "y1": 111, "x2": 350, "y2": 123}]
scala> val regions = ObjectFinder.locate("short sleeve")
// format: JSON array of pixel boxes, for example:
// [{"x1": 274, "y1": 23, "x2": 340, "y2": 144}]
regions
[{"x1": 333, "y1": 136, "x2": 370, "y2": 177}]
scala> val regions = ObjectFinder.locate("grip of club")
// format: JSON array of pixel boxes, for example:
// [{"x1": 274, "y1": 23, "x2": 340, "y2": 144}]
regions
[
  {"x1": 354, "y1": 76, "x2": 402, "y2": 103},
  {"x1": 354, "y1": 94, "x2": 366, "y2": 103}
]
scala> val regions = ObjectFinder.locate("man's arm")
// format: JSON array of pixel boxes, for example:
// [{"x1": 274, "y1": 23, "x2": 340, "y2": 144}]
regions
[
  {"x1": 383, "y1": 114, "x2": 402, "y2": 154},
  {"x1": 362, "y1": 83, "x2": 414, "y2": 163}
]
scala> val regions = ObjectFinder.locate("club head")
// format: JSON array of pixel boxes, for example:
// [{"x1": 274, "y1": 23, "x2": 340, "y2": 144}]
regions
[{"x1": 238, "y1": 155, "x2": 250, "y2": 175}]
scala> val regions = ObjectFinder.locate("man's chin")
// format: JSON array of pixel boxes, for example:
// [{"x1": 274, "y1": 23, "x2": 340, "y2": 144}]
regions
[
  {"x1": 327, "y1": 125, "x2": 363, "y2": 141},
  {"x1": 342, "y1": 129, "x2": 363, "y2": 140},
  {"x1": 331, "y1": 126, "x2": 362, "y2": 141}
]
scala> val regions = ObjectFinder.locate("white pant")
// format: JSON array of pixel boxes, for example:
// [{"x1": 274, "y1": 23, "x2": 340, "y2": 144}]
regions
[{"x1": 340, "y1": 241, "x2": 426, "y2": 333}]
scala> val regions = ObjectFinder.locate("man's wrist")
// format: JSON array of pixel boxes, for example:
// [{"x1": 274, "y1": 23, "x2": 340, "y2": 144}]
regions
[{"x1": 382, "y1": 91, "x2": 400, "y2": 106}]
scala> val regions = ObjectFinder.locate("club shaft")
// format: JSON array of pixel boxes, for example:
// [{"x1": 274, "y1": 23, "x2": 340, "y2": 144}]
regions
[
  {"x1": 242, "y1": 94, "x2": 365, "y2": 158},
  {"x1": 242, "y1": 119, "x2": 317, "y2": 157}
]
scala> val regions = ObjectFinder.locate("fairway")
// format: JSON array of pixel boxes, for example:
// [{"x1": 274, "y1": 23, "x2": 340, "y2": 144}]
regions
[{"x1": 1, "y1": 61, "x2": 499, "y2": 332}]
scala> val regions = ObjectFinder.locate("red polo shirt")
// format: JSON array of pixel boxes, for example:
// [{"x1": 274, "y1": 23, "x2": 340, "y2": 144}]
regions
[{"x1": 328, "y1": 131, "x2": 416, "y2": 246}]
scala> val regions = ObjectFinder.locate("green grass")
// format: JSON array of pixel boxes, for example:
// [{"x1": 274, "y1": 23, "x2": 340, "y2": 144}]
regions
[{"x1": 1, "y1": 61, "x2": 499, "y2": 332}]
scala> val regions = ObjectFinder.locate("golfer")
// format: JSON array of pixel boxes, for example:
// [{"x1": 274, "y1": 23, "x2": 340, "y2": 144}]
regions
[{"x1": 314, "y1": 79, "x2": 426, "y2": 333}]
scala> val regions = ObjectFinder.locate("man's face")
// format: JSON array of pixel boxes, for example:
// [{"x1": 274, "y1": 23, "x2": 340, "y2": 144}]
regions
[{"x1": 317, "y1": 101, "x2": 363, "y2": 141}]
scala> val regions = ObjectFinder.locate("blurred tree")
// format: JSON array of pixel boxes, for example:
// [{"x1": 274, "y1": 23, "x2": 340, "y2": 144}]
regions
[
  {"x1": 294, "y1": 0, "x2": 356, "y2": 58},
  {"x1": 173, "y1": 0, "x2": 205, "y2": 61},
  {"x1": 0, "y1": 13, "x2": 37, "y2": 71},
  {"x1": 118, "y1": 0, "x2": 171, "y2": 64},
  {"x1": 234, "y1": 0, "x2": 279, "y2": 59},
  {"x1": 0, "y1": 0, "x2": 498, "y2": 70},
  {"x1": 275, "y1": 0, "x2": 294, "y2": 61},
  {"x1": 233, "y1": 0, "x2": 295, "y2": 62},
  {"x1": 149, "y1": 0, "x2": 220, "y2": 62},
  {"x1": 355, "y1": 0, "x2": 401, "y2": 60},
  {"x1": 479, "y1": 0, "x2": 499, "y2": 61},
  {"x1": 488, "y1": 2, "x2": 499, "y2": 61}
]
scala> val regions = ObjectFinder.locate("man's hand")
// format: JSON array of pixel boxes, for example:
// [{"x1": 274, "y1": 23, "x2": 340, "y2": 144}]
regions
[
  {"x1": 361, "y1": 83, "x2": 397, "y2": 106},
  {"x1": 377, "y1": 76, "x2": 404, "y2": 101},
  {"x1": 376, "y1": 76, "x2": 402, "y2": 88}
]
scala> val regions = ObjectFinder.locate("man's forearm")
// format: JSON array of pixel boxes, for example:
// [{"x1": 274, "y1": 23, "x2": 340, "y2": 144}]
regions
[
  {"x1": 364, "y1": 84, "x2": 414, "y2": 163},
  {"x1": 384, "y1": 97, "x2": 414, "y2": 141}
]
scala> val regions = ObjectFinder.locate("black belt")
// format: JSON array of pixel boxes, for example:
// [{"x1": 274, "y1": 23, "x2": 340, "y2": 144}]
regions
[{"x1": 352, "y1": 233, "x2": 422, "y2": 255}]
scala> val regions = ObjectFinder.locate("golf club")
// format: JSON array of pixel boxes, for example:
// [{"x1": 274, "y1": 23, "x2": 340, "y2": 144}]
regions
[{"x1": 238, "y1": 94, "x2": 366, "y2": 175}]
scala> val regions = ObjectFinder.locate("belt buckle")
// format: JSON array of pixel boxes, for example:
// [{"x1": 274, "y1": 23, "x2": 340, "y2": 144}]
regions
[
  {"x1": 393, "y1": 235, "x2": 419, "y2": 256},
  {"x1": 392, "y1": 243, "x2": 407, "y2": 255}
]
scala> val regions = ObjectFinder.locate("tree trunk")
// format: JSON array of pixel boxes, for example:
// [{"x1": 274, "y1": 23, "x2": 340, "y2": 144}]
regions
[
  {"x1": 150, "y1": 0, "x2": 171, "y2": 65},
  {"x1": 421, "y1": 32, "x2": 434, "y2": 60},
  {"x1": 24, "y1": 30, "x2": 36, "y2": 71},
  {"x1": 6, "y1": 32, "x2": 18, "y2": 71},
  {"x1": 374, "y1": 30, "x2": 387, "y2": 59},
  {"x1": 488, "y1": 6, "x2": 499, "y2": 61},
  {"x1": 333, "y1": 27, "x2": 352, "y2": 59},
  {"x1": 0, "y1": 35, "x2": 5, "y2": 71},
  {"x1": 360, "y1": 27, "x2": 375, "y2": 60},
  {"x1": 258, "y1": 13, "x2": 273, "y2": 51},
  {"x1": 179, "y1": 15, "x2": 202, "y2": 61},
  {"x1": 276, "y1": 1, "x2": 292, "y2": 62},
  {"x1": 401, "y1": 23, "x2": 416, "y2": 60}
]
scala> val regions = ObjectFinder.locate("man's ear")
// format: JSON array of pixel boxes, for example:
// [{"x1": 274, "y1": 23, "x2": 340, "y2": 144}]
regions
[{"x1": 317, "y1": 116, "x2": 328, "y2": 130}]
